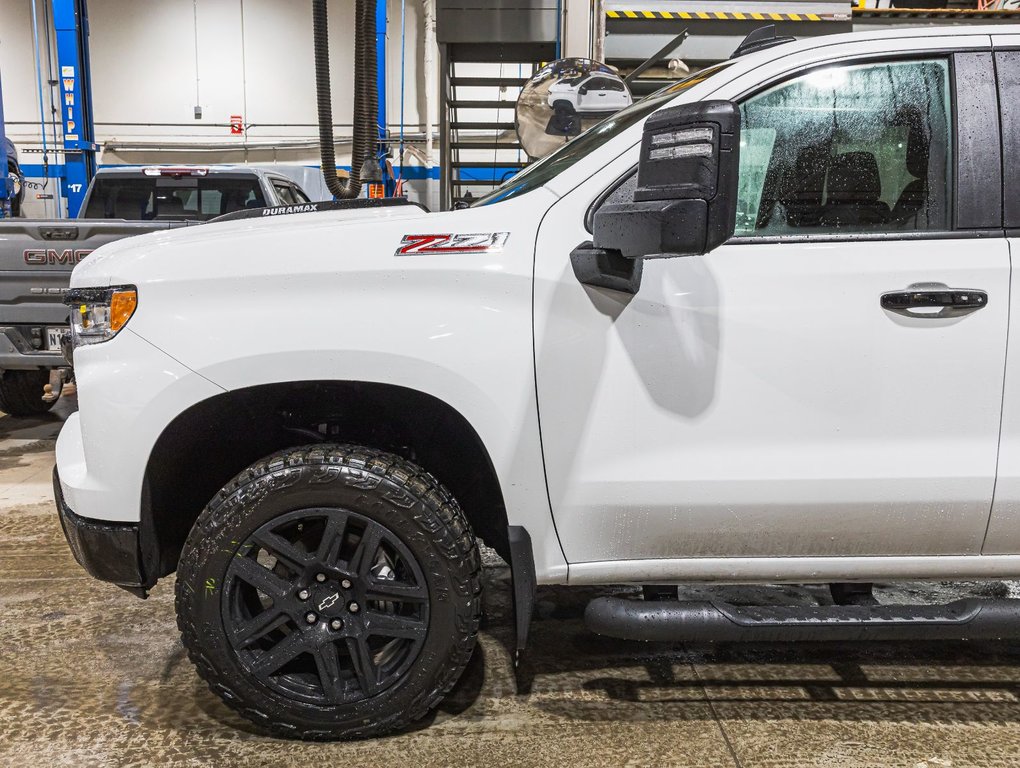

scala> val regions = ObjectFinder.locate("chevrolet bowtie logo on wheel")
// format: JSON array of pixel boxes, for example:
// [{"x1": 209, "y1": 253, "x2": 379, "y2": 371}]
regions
[{"x1": 318, "y1": 592, "x2": 340, "y2": 611}]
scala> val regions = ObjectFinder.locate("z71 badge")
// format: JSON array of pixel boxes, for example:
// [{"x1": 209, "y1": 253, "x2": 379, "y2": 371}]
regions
[{"x1": 396, "y1": 232, "x2": 509, "y2": 256}]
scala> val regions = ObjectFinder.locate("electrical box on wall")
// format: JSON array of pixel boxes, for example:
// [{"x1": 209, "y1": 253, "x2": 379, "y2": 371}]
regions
[{"x1": 436, "y1": 0, "x2": 558, "y2": 44}]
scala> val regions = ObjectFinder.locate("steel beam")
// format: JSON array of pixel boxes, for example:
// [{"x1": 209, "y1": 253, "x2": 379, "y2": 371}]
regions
[{"x1": 53, "y1": 0, "x2": 97, "y2": 217}]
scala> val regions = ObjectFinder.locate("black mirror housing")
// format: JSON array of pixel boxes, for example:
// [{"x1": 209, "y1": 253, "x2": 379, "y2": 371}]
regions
[
  {"x1": 570, "y1": 241, "x2": 643, "y2": 294},
  {"x1": 593, "y1": 100, "x2": 741, "y2": 259}
]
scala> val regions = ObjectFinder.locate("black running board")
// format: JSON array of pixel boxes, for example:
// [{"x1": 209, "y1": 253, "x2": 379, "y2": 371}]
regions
[{"x1": 585, "y1": 596, "x2": 1020, "y2": 642}]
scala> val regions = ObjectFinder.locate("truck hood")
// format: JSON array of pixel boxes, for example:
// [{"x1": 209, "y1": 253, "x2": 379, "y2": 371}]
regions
[
  {"x1": 71, "y1": 202, "x2": 436, "y2": 288},
  {"x1": 70, "y1": 189, "x2": 556, "y2": 290}
]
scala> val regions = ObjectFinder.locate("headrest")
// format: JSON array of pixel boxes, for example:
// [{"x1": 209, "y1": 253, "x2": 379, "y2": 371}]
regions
[
  {"x1": 891, "y1": 107, "x2": 930, "y2": 178},
  {"x1": 157, "y1": 196, "x2": 185, "y2": 213},
  {"x1": 827, "y1": 152, "x2": 881, "y2": 205}
]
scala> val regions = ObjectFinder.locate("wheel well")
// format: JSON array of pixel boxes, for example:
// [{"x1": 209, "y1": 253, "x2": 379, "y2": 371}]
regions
[{"x1": 142, "y1": 381, "x2": 510, "y2": 581}]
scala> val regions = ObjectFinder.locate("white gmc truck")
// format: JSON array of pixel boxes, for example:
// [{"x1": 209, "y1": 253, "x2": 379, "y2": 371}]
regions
[{"x1": 54, "y1": 26, "x2": 1020, "y2": 740}]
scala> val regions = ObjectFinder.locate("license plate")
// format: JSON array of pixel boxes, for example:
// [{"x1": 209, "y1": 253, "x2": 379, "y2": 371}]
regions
[{"x1": 46, "y1": 327, "x2": 65, "y2": 351}]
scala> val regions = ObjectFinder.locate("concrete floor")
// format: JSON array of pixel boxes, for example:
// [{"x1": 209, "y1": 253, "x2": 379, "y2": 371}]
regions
[{"x1": 5, "y1": 405, "x2": 1020, "y2": 767}]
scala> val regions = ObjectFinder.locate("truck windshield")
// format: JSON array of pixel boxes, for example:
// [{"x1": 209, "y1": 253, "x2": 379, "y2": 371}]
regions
[
  {"x1": 471, "y1": 62, "x2": 733, "y2": 207},
  {"x1": 83, "y1": 175, "x2": 266, "y2": 221}
]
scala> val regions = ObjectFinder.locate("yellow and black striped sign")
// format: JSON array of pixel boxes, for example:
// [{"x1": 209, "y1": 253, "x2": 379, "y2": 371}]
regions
[
  {"x1": 853, "y1": 6, "x2": 1020, "y2": 16},
  {"x1": 607, "y1": 9, "x2": 833, "y2": 21}
]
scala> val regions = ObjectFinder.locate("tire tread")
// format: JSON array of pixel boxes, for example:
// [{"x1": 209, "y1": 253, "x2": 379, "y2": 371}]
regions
[
  {"x1": 175, "y1": 443, "x2": 482, "y2": 740},
  {"x1": 0, "y1": 370, "x2": 54, "y2": 417}
]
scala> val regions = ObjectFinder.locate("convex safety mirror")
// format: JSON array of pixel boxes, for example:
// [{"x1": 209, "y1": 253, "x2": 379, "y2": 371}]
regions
[
  {"x1": 516, "y1": 58, "x2": 634, "y2": 159},
  {"x1": 593, "y1": 100, "x2": 741, "y2": 261}
]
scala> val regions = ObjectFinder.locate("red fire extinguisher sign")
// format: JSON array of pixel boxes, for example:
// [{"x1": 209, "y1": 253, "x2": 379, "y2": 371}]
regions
[{"x1": 230, "y1": 115, "x2": 243, "y2": 135}]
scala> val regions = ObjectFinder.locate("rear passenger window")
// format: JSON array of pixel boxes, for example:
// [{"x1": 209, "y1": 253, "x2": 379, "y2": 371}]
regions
[
  {"x1": 273, "y1": 182, "x2": 297, "y2": 206},
  {"x1": 734, "y1": 59, "x2": 952, "y2": 237}
]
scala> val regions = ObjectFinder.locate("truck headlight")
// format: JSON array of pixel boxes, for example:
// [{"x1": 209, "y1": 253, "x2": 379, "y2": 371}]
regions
[{"x1": 64, "y1": 286, "x2": 138, "y2": 347}]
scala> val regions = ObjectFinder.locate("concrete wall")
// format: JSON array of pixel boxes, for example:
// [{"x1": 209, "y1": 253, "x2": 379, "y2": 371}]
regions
[{"x1": 1, "y1": 0, "x2": 440, "y2": 216}]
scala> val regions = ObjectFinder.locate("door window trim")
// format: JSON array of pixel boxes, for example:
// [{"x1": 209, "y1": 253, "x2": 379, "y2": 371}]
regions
[
  {"x1": 993, "y1": 48, "x2": 1020, "y2": 228},
  {"x1": 584, "y1": 167, "x2": 636, "y2": 233},
  {"x1": 728, "y1": 229, "x2": 1002, "y2": 246},
  {"x1": 953, "y1": 51, "x2": 1002, "y2": 230}
]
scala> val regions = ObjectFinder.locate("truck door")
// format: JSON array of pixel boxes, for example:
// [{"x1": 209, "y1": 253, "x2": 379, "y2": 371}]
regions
[
  {"x1": 979, "y1": 41, "x2": 1020, "y2": 555},
  {"x1": 534, "y1": 51, "x2": 1010, "y2": 565},
  {"x1": 581, "y1": 77, "x2": 609, "y2": 111}
]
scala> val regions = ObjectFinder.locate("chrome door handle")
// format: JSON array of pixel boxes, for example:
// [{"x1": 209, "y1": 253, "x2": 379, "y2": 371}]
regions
[{"x1": 881, "y1": 282, "x2": 988, "y2": 318}]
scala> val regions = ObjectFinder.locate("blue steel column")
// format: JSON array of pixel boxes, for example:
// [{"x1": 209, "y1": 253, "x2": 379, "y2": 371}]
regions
[
  {"x1": 53, "y1": 0, "x2": 97, "y2": 217},
  {"x1": 376, "y1": 0, "x2": 387, "y2": 134},
  {"x1": 0, "y1": 68, "x2": 11, "y2": 217},
  {"x1": 376, "y1": 0, "x2": 394, "y2": 194}
]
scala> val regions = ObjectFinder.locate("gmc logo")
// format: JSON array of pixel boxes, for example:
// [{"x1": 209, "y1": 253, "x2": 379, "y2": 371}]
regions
[{"x1": 23, "y1": 248, "x2": 92, "y2": 266}]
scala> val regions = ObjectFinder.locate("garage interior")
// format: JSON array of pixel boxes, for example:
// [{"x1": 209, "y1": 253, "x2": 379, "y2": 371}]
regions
[{"x1": 5, "y1": 0, "x2": 1020, "y2": 765}]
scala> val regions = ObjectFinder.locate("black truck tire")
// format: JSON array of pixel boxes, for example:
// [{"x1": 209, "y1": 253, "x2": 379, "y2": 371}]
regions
[
  {"x1": 176, "y1": 444, "x2": 482, "y2": 740},
  {"x1": 0, "y1": 370, "x2": 56, "y2": 417}
]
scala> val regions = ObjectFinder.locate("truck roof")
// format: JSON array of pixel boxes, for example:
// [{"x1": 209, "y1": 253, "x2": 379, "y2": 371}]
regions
[
  {"x1": 736, "y1": 23, "x2": 1017, "y2": 66},
  {"x1": 93, "y1": 165, "x2": 290, "y2": 179},
  {"x1": 696, "y1": 23, "x2": 1019, "y2": 98}
]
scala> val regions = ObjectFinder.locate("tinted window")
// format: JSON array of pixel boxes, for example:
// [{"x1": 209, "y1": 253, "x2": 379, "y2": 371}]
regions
[
  {"x1": 273, "y1": 181, "x2": 297, "y2": 205},
  {"x1": 734, "y1": 59, "x2": 952, "y2": 236},
  {"x1": 84, "y1": 176, "x2": 266, "y2": 220}
]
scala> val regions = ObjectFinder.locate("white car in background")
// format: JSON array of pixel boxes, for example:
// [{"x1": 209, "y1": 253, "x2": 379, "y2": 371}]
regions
[{"x1": 547, "y1": 72, "x2": 632, "y2": 114}]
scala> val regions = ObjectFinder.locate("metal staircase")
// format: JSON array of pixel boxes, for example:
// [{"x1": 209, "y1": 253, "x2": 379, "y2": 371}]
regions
[
  {"x1": 441, "y1": 59, "x2": 537, "y2": 208},
  {"x1": 435, "y1": 1, "x2": 557, "y2": 209}
]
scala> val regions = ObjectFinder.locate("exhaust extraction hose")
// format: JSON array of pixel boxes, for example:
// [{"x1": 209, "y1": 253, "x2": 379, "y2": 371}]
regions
[{"x1": 313, "y1": 0, "x2": 379, "y2": 200}]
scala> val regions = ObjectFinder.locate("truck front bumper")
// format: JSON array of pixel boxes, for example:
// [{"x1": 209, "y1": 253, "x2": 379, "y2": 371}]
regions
[
  {"x1": 53, "y1": 465, "x2": 148, "y2": 595},
  {"x1": 52, "y1": 330, "x2": 224, "y2": 595}
]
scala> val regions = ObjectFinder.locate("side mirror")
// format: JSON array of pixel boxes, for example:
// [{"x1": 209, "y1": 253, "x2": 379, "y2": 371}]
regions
[
  {"x1": 578, "y1": 86, "x2": 589, "y2": 95},
  {"x1": 592, "y1": 100, "x2": 740, "y2": 261}
]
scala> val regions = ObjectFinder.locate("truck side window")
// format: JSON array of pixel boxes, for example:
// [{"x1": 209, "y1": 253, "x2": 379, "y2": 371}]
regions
[
  {"x1": 734, "y1": 59, "x2": 952, "y2": 237},
  {"x1": 273, "y1": 182, "x2": 298, "y2": 206}
]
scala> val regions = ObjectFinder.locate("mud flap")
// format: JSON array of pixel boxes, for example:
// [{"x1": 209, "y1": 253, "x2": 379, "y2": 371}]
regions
[{"x1": 507, "y1": 526, "x2": 536, "y2": 666}]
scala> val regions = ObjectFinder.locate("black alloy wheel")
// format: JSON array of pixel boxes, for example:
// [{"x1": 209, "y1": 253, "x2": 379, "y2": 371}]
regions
[
  {"x1": 222, "y1": 507, "x2": 430, "y2": 706},
  {"x1": 176, "y1": 444, "x2": 481, "y2": 740}
]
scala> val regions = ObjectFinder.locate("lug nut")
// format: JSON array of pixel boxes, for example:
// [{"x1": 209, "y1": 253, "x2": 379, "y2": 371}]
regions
[
  {"x1": 348, "y1": 601, "x2": 360, "y2": 614},
  {"x1": 341, "y1": 579, "x2": 352, "y2": 589},
  {"x1": 315, "y1": 573, "x2": 327, "y2": 583},
  {"x1": 330, "y1": 618, "x2": 343, "y2": 631},
  {"x1": 305, "y1": 612, "x2": 318, "y2": 624},
  {"x1": 297, "y1": 589, "x2": 310, "y2": 600}
]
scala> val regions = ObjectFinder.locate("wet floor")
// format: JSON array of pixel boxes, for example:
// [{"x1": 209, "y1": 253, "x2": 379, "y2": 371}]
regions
[{"x1": 4, "y1": 405, "x2": 1020, "y2": 767}]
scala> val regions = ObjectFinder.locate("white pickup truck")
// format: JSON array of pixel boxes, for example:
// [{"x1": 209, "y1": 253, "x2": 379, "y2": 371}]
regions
[{"x1": 54, "y1": 26, "x2": 1020, "y2": 740}]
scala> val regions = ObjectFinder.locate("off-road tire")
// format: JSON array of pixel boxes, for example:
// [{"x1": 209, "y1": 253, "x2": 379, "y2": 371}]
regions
[
  {"x1": 552, "y1": 99, "x2": 575, "y2": 114},
  {"x1": 175, "y1": 444, "x2": 482, "y2": 740},
  {"x1": 0, "y1": 370, "x2": 55, "y2": 417}
]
